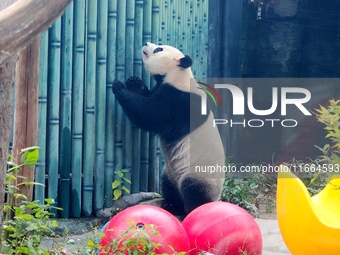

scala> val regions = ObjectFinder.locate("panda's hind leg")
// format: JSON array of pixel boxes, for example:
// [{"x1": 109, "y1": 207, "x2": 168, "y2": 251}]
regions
[
  {"x1": 180, "y1": 177, "x2": 215, "y2": 214},
  {"x1": 125, "y1": 77, "x2": 150, "y2": 96},
  {"x1": 161, "y1": 173, "x2": 186, "y2": 216}
]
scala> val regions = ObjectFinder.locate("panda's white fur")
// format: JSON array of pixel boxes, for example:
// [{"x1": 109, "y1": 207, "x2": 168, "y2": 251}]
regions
[
  {"x1": 142, "y1": 42, "x2": 194, "y2": 92},
  {"x1": 112, "y1": 42, "x2": 225, "y2": 215}
]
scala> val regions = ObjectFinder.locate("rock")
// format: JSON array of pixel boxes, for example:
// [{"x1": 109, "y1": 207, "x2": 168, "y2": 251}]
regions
[{"x1": 96, "y1": 192, "x2": 162, "y2": 218}]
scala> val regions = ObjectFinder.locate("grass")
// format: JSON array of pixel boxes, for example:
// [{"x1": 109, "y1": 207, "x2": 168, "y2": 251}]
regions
[
  {"x1": 220, "y1": 162, "x2": 331, "y2": 218},
  {"x1": 220, "y1": 172, "x2": 277, "y2": 217}
]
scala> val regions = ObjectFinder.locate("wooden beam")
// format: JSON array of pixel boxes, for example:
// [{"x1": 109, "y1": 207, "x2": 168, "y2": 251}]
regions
[
  {"x1": 0, "y1": 0, "x2": 73, "y2": 65},
  {"x1": 12, "y1": 37, "x2": 40, "y2": 203}
]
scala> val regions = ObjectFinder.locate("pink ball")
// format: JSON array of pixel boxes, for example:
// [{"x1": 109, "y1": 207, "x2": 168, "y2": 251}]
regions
[
  {"x1": 182, "y1": 202, "x2": 263, "y2": 255},
  {"x1": 99, "y1": 205, "x2": 189, "y2": 254}
]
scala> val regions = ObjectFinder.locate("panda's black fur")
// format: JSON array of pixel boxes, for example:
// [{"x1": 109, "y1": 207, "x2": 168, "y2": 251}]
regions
[
  {"x1": 113, "y1": 77, "x2": 209, "y2": 146},
  {"x1": 112, "y1": 42, "x2": 225, "y2": 216}
]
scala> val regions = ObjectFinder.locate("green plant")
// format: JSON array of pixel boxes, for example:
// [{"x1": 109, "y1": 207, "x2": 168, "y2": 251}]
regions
[
  {"x1": 314, "y1": 99, "x2": 340, "y2": 174},
  {"x1": 112, "y1": 169, "x2": 131, "y2": 200},
  {"x1": 283, "y1": 99, "x2": 340, "y2": 194},
  {"x1": 221, "y1": 177, "x2": 259, "y2": 217},
  {"x1": 238, "y1": 249, "x2": 259, "y2": 255},
  {"x1": 100, "y1": 220, "x2": 187, "y2": 255},
  {"x1": 82, "y1": 227, "x2": 104, "y2": 255},
  {"x1": 2, "y1": 146, "x2": 62, "y2": 255},
  {"x1": 220, "y1": 172, "x2": 277, "y2": 217}
]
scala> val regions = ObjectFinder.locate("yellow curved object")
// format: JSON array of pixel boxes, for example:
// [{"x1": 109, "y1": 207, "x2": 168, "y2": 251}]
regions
[{"x1": 276, "y1": 165, "x2": 340, "y2": 255}]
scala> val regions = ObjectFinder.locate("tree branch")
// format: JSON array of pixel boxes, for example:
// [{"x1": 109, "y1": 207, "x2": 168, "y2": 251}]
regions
[{"x1": 0, "y1": 0, "x2": 73, "y2": 65}]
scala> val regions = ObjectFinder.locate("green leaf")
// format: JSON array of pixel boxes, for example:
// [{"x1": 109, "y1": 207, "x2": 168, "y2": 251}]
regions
[
  {"x1": 17, "y1": 247, "x2": 30, "y2": 254},
  {"x1": 40, "y1": 248, "x2": 50, "y2": 255},
  {"x1": 331, "y1": 154, "x2": 340, "y2": 164},
  {"x1": 14, "y1": 193, "x2": 27, "y2": 200},
  {"x1": 20, "y1": 146, "x2": 40, "y2": 153},
  {"x1": 45, "y1": 198, "x2": 55, "y2": 204},
  {"x1": 7, "y1": 165, "x2": 21, "y2": 173},
  {"x1": 112, "y1": 180, "x2": 122, "y2": 189},
  {"x1": 7, "y1": 161, "x2": 19, "y2": 168},
  {"x1": 6, "y1": 174, "x2": 17, "y2": 181},
  {"x1": 4, "y1": 225, "x2": 15, "y2": 232},
  {"x1": 249, "y1": 183, "x2": 258, "y2": 189},
  {"x1": 17, "y1": 181, "x2": 45, "y2": 187},
  {"x1": 67, "y1": 239, "x2": 76, "y2": 244},
  {"x1": 20, "y1": 147, "x2": 40, "y2": 167},
  {"x1": 123, "y1": 177, "x2": 132, "y2": 184},
  {"x1": 115, "y1": 171, "x2": 124, "y2": 178},
  {"x1": 113, "y1": 189, "x2": 122, "y2": 200},
  {"x1": 122, "y1": 186, "x2": 130, "y2": 194},
  {"x1": 323, "y1": 144, "x2": 330, "y2": 151},
  {"x1": 87, "y1": 239, "x2": 95, "y2": 247},
  {"x1": 20, "y1": 214, "x2": 35, "y2": 221},
  {"x1": 14, "y1": 207, "x2": 24, "y2": 216}
]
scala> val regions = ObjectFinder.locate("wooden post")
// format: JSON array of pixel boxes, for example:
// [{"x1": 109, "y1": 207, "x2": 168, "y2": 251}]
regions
[
  {"x1": 0, "y1": 57, "x2": 16, "y2": 249},
  {"x1": 12, "y1": 37, "x2": 40, "y2": 202},
  {"x1": 0, "y1": 1, "x2": 20, "y2": 250}
]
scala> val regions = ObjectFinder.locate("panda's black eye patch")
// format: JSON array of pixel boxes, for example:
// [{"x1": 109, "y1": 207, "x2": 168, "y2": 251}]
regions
[{"x1": 153, "y1": 47, "x2": 163, "y2": 54}]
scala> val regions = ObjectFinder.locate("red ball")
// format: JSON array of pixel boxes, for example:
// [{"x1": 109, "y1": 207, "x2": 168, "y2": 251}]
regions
[
  {"x1": 99, "y1": 205, "x2": 190, "y2": 254},
  {"x1": 182, "y1": 202, "x2": 263, "y2": 255}
]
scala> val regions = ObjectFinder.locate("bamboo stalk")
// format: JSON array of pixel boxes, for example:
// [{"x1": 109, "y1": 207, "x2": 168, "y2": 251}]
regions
[
  {"x1": 172, "y1": 0, "x2": 177, "y2": 47},
  {"x1": 142, "y1": 0, "x2": 151, "y2": 84},
  {"x1": 139, "y1": 132, "x2": 149, "y2": 192},
  {"x1": 130, "y1": 0, "x2": 144, "y2": 194},
  {"x1": 104, "y1": 0, "x2": 118, "y2": 204},
  {"x1": 59, "y1": 3, "x2": 74, "y2": 218},
  {"x1": 47, "y1": 19, "x2": 62, "y2": 215},
  {"x1": 94, "y1": 0, "x2": 108, "y2": 210},
  {"x1": 71, "y1": 0, "x2": 86, "y2": 217},
  {"x1": 122, "y1": 0, "x2": 135, "y2": 194},
  {"x1": 151, "y1": 0, "x2": 160, "y2": 45},
  {"x1": 149, "y1": 0, "x2": 160, "y2": 193},
  {"x1": 175, "y1": 1, "x2": 180, "y2": 49},
  {"x1": 83, "y1": 0, "x2": 97, "y2": 216},
  {"x1": 158, "y1": 1, "x2": 164, "y2": 45},
  {"x1": 35, "y1": 29, "x2": 49, "y2": 205},
  {"x1": 140, "y1": 0, "x2": 152, "y2": 192},
  {"x1": 114, "y1": 0, "x2": 126, "y2": 194}
]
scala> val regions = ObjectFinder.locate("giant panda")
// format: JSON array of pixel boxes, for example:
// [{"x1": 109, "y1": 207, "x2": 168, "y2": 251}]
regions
[{"x1": 112, "y1": 42, "x2": 225, "y2": 216}]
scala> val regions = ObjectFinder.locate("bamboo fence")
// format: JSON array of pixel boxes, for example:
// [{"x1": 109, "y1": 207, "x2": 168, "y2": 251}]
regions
[{"x1": 31, "y1": 0, "x2": 209, "y2": 218}]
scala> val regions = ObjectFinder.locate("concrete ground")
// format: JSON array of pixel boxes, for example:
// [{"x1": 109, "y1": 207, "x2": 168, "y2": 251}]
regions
[
  {"x1": 41, "y1": 219, "x2": 291, "y2": 254},
  {"x1": 256, "y1": 219, "x2": 290, "y2": 255}
]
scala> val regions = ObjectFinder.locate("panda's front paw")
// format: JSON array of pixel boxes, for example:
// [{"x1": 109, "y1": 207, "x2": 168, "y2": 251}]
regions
[
  {"x1": 112, "y1": 79, "x2": 125, "y2": 95},
  {"x1": 126, "y1": 77, "x2": 150, "y2": 96}
]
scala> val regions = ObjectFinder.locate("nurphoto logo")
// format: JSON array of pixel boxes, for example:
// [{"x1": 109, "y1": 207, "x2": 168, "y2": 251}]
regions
[{"x1": 197, "y1": 79, "x2": 312, "y2": 128}]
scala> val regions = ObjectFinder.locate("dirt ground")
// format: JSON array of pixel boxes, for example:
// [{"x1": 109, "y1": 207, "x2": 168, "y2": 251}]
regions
[{"x1": 257, "y1": 194, "x2": 277, "y2": 220}]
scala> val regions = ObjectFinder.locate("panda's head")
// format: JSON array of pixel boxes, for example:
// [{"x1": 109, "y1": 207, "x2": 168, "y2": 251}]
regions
[{"x1": 142, "y1": 42, "x2": 194, "y2": 91}]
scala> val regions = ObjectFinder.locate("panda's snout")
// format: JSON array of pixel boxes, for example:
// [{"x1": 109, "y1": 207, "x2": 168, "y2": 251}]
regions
[
  {"x1": 143, "y1": 43, "x2": 150, "y2": 57},
  {"x1": 142, "y1": 42, "x2": 155, "y2": 59}
]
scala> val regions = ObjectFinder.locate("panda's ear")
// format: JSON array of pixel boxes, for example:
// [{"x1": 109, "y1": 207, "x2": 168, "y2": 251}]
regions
[{"x1": 178, "y1": 55, "x2": 192, "y2": 69}]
